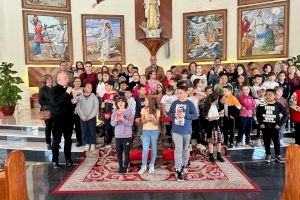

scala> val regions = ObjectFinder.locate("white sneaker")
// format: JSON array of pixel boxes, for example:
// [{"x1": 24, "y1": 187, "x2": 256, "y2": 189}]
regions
[
  {"x1": 90, "y1": 144, "x2": 96, "y2": 151},
  {"x1": 85, "y1": 144, "x2": 90, "y2": 151},
  {"x1": 149, "y1": 166, "x2": 155, "y2": 174},
  {"x1": 138, "y1": 166, "x2": 147, "y2": 175}
]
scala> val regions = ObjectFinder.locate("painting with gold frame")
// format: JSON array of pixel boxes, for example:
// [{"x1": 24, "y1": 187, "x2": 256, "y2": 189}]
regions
[
  {"x1": 23, "y1": 10, "x2": 73, "y2": 65},
  {"x1": 183, "y1": 9, "x2": 227, "y2": 63},
  {"x1": 82, "y1": 14, "x2": 125, "y2": 65},
  {"x1": 237, "y1": 1, "x2": 289, "y2": 60},
  {"x1": 21, "y1": 0, "x2": 71, "y2": 12}
]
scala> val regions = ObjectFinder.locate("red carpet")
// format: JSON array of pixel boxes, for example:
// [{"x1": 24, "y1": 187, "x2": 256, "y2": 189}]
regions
[{"x1": 53, "y1": 148, "x2": 260, "y2": 194}]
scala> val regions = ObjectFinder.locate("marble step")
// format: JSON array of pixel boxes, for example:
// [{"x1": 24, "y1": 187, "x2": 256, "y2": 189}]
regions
[{"x1": 0, "y1": 129, "x2": 78, "y2": 143}]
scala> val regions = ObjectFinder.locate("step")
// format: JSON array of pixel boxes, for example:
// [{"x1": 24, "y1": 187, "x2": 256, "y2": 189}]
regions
[{"x1": 0, "y1": 129, "x2": 77, "y2": 143}]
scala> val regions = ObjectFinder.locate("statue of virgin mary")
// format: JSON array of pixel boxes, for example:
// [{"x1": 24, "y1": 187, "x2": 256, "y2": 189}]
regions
[{"x1": 144, "y1": 0, "x2": 160, "y2": 31}]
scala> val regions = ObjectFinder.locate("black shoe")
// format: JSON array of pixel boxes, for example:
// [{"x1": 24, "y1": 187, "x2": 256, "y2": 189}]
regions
[
  {"x1": 176, "y1": 170, "x2": 184, "y2": 182},
  {"x1": 66, "y1": 160, "x2": 74, "y2": 167},
  {"x1": 76, "y1": 142, "x2": 83, "y2": 147},
  {"x1": 123, "y1": 166, "x2": 128, "y2": 173},
  {"x1": 181, "y1": 165, "x2": 187, "y2": 173},
  {"x1": 118, "y1": 168, "x2": 124, "y2": 174},
  {"x1": 229, "y1": 143, "x2": 234, "y2": 148},
  {"x1": 217, "y1": 155, "x2": 225, "y2": 162},
  {"x1": 209, "y1": 153, "x2": 215, "y2": 162},
  {"x1": 47, "y1": 144, "x2": 52, "y2": 150},
  {"x1": 52, "y1": 161, "x2": 61, "y2": 169}
]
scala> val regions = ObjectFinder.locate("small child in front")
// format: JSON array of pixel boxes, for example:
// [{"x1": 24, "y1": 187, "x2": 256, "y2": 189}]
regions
[{"x1": 111, "y1": 96, "x2": 134, "y2": 174}]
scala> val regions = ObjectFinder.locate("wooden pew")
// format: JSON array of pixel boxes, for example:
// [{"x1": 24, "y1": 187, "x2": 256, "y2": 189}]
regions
[
  {"x1": 0, "y1": 150, "x2": 29, "y2": 200},
  {"x1": 281, "y1": 145, "x2": 300, "y2": 200}
]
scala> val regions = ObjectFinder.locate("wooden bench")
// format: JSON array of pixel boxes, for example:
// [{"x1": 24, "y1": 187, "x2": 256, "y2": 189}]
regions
[
  {"x1": 281, "y1": 145, "x2": 300, "y2": 200},
  {"x1": 0, "y1": 150, "x2": 29, "y2": 200}
]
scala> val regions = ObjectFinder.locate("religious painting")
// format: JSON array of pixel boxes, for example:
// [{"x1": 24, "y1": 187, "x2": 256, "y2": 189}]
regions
[
  {"x1": 82, "y1": 15, "x2": 125, "y2": 65},
  {"x1": 238, "y1": 0, "x2": 278, "y2": 6},
  {"x1": 21, "y1": 0, "x2": 71, "y2": 12},
  {"x1": 183, "y1": 9, "x2": 227, "y2": 63},
  {"x1": 22, "y1": 10, "x2": 73, "y2": 65},
  {"x1": 237, "y1": 1, "x2": 289, "y2": 60}
]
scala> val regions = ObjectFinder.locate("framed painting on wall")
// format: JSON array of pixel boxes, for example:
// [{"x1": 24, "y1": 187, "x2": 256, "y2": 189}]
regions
[
  {"x1": 81, "y1": 15, "x2": 125, "y2": 65},
  {"x1": 21, "y1": 0, "x2": 71, "y2": 12},
  {"x1": 22, "y1": 10, "x2": 73, "y2": 65},
  {"x1": 237, "y1": 1, "x2": 289, "y2": 60},
  {"x1": 238, "y1": 0, "x2": 277, "y2": 6},
  {"x1": 183, "y1": 9, "x2": 227, "y2": 63}
]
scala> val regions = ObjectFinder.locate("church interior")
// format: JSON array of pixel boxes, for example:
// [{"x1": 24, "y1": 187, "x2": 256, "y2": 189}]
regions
[{"x1": 0, "y1": 0, "x2": 300, "y2": 199}]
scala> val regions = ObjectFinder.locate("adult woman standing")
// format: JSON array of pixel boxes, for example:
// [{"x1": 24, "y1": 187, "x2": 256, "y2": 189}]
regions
[
  {"x1": 72, "y1": 78, "x2": 84, "y2": 147},
  {"x1": 38, "y1": 74, "x2": 54, "y2": 150}
]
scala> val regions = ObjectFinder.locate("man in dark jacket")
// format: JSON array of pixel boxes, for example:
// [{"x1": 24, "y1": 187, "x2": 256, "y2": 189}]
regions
[{"x1": 51, "y1": 71, "x2": 74, "y2": 168}]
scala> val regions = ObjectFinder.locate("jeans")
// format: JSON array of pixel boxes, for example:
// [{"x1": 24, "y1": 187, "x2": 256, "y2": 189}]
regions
[
  {"x1": 262, "y1": 127, "x2": 281, "y2": 156},
  {"x1": 115, "y1": 138, "x2": 131, "y2": 169},
  {"x1": 80, "y1": 117, "x2": 97, "y2": 145},
  {"x1": 279, "y1": 125, "x2": 284, "y2": 140},
  {"x1": 141, "y1": 130, "x2": 159, "y2": 167},
  {"x1": 172, "y1": 132, "x2": 191, "y2": 171},
  {"x1": 238, "y1": 117, "x2": 252, "y2": 144}
]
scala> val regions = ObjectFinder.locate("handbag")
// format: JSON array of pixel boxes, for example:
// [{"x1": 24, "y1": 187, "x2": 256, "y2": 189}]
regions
[{"x1": 39, "y1": 110, "x2": 51, "y2": 120}]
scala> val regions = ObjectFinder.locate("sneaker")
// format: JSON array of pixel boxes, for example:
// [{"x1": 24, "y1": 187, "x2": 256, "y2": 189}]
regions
[
  {"x1": 123, "y1": 166, "x2": 128, "y2": 173},
  {"x1": 229, "y1": 143, "x2": 234, "y2": 148},
  {"x1": 90, "y1": 144, "x2": 96, "y2": 151},
  {"x1": 265, "y1": 155, "x2": 271, "y2": 163},
  {"x1": 181, "y1": 164, "x2": 187, "y2": 173},
  {"x1": 176, "y1": 170, "x2": 184, "y2": 182},
  {"x1": 118, "y1": 168, "x2": 124, "y2": 174},
  {"x1": 138, "y1": 166, "x2": 147, "y2": 175},
  {"x1": 235, "y1": 142, "x2": 241, "y2": 148},
  {"x1": 275, "y1": 156, "x2": 285, "y2": 164},
  {"x1": 85, "y1": 144, "x2": 90, "y2": 152},
  {"x1": 149, "y1": 165, "x2": 155, "y2": 174}
]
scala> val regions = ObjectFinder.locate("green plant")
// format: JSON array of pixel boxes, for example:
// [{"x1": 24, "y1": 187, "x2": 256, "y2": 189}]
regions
[
  {"x1": 292, "y1": 55, "x2": 300, "y2": 71},
  {"x1": 0, "y1": 62, "x2": 24, "y2": 108}
]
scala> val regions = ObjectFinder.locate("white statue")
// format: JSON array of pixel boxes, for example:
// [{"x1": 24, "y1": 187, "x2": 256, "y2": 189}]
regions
[{"x1": 140, "y1": 0, "x2": 162, "y2": 38}]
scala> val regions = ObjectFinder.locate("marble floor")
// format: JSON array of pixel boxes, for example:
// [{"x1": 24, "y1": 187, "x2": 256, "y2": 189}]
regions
[
  {"x1": 0, "y1": 148, "x2": 286, "y2": 200},
  {"x1": 0, "y1": 109, "x2": 291, "y2": 200}
]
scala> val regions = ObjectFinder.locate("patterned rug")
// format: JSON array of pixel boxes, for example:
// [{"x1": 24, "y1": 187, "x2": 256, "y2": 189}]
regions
[{"x1": 53, "y1": 148, "x2": 260, "y2": 194}]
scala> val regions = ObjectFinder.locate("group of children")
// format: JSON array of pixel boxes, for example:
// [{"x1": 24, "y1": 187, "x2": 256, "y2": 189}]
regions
[{"x1": 40, "y1": 58, "x2": 300, "y2": 181}]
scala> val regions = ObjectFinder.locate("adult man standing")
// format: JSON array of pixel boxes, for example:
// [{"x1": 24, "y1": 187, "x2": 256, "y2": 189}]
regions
[
  {"x1": 51, "y1": 71, "x2": 74, "y2": 168},
  {"x1": 145, "y1": 56, "x2": 165, "y2": 82}
]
